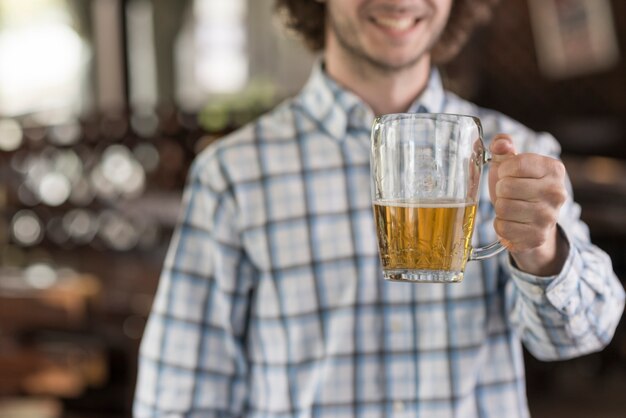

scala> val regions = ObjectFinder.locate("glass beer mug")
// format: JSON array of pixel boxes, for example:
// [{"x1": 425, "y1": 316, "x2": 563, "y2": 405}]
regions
[{"x1": 371, "y1": 113, "x2": 505, "y2": 283}]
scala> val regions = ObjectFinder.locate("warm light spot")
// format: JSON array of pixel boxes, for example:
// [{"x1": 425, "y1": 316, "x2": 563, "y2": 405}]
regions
[{"x1": 583, "y1": 156, "x2": 624, "y2": 185}]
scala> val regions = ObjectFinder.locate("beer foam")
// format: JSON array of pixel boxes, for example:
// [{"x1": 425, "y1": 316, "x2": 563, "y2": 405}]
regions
[{"x1": 373, "y1": 199, "x2": 475, "y2": 208}]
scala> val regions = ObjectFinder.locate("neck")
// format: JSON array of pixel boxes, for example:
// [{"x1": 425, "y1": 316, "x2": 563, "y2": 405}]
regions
[{"x1": 324, "y1": 40, "x2": 432, "y2": 116}]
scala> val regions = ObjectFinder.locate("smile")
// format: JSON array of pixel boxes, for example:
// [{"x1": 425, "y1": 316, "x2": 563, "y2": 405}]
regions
[
  {"x1": 371, "y1": 16, "x2": 420, "y2": 31},
  {"x1": 368, "y1": 12, "x2": 425, "y2": 37}
]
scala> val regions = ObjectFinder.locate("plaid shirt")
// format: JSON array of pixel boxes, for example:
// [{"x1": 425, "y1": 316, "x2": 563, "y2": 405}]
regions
[{"x1": 134, "y1": 62, "x2": 625, "y2": 418}]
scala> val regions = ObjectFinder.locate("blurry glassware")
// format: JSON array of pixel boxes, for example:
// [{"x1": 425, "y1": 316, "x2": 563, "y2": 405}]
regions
[
  {"x1": 371, "y1": 113, "x2": 504, "y2": 283},
  {"x1": 100, "y1": 144, "x2": 147, "y2": 197},
  {"x1": 123, "y1": 161, "x2": 146, "y2": 197},
  {"x1": 11, "y1": 209, "x2": 44, "y2": 246},
  {"x1": 24, "y1": 262, "x2": 58, "y2": 289},
  {"x1": 53, "y1": 149, "x2": 83, "y2": 184},
  {"x1": 102, "y1": 145, "x2": 134, "y2": 185},
  {"x1": 25, "y1": 151, "x2": 53, "y2": 186},
  {"x1": 38, "y1": 172, "x2": 72, "y2": 206},
  {"x1": 63, "y1": 209, "x2": 98, "y2": 244},
  {"x1": 98, "y1": 210, "x2": 138, "y2": 251},
  {"x1": 0, "y1": 118, "x2": 23, "y2": 151},
  {"x1": 90, "y1": 165, "x2": 117, "y2": 200}
]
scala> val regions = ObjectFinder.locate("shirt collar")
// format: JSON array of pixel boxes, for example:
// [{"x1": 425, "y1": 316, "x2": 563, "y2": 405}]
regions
[{"x1": 296, "y1": 59, "x2": 447, "y2": 141}]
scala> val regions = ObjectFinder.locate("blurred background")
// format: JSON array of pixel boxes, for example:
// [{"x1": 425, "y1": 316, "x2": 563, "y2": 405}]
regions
[{"x1": 0, "y1": 0, "x2": 624, "y2": 417}]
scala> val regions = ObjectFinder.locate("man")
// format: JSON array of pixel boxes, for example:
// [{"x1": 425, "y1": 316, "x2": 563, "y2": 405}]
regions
[{"x1": 134, "y1": 1, "x2": 625, "y2": 417}]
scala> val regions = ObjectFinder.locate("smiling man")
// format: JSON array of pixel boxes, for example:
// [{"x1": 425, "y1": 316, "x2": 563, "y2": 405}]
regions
[
  {"x1": 134, "y1": 1, "x2": 625, "y2": 417},
  {"x1": 324, "y1": 0, "x2": 451, "y2": 115}
]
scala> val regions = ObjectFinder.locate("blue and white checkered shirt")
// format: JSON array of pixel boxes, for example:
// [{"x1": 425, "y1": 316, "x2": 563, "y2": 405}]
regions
[{"x1": 134, "y1": 62, "x2": 625, "y2": 418}]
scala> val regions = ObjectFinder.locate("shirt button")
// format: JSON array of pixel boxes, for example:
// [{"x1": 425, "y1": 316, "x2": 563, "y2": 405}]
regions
[
  {"x1": 531, "y1": 287, "x2": 543, "y2": 296},
  {"x1": 393, "y1": 401, "x2": 405, "y2": 412}
]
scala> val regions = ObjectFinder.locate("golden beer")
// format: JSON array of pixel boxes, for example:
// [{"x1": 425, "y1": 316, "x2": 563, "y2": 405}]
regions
[{"x1": 373, "y1": 200, "x2": 477, "y2": 273}]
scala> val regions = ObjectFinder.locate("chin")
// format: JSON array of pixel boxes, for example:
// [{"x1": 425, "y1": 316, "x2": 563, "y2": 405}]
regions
[
  {"x1": 371, "y1": 53, "x2": 425, "y2": 71},
  {"x1": 366, "y1": 43, "x2": 428, "y2": 68}
]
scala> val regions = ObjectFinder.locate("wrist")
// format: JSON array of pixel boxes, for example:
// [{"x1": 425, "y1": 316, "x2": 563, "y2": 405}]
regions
[{"x1": 510, "y1": 226, "x2": 569, "y2": 277}]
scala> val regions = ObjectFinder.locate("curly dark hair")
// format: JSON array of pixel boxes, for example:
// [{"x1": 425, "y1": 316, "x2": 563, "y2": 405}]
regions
[{"x1": 274, "y1": 0, "x2": 501, "y2": 64}]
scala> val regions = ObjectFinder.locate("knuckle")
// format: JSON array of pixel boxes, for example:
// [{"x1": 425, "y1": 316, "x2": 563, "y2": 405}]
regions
[
  {"x1": 494, "y1": 218, "x2": 506, "y2": 237},
  {"x1": 494, "y1": 198, "x2": 509, "y2": 215},
  {"x1": 496, "y1": 178, "x2": 512, "y2": 197},
  {"x1": 534, "y1": 203, "x2": 555, "y2": 225},
  {"x1": 553, "y1": 160, "x2": 566, "y2": 178},
  {"x1": 494, "y1": 218, "x2": 518, "y2": 240},
  {"x1": 546, "y1": 184, "x2": 567, "y2": 206}
]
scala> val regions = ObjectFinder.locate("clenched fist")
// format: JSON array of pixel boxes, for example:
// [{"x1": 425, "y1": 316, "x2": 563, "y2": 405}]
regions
[{"x1": 488, "y1": 134, "x2": 570, "y2": 277}]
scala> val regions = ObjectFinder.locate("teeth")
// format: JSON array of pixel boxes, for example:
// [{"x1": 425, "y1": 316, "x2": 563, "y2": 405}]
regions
[{"x1": 374, "y1": 17, "x2": 415, "y2": 30}]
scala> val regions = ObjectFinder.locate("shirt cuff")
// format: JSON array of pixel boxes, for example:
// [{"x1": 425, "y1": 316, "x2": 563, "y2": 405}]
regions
[{"x1": 505, "y1": 225, "x2": 581, "y2": 313}]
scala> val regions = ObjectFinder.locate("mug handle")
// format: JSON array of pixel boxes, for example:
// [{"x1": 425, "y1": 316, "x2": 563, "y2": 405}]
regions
[{"x1": 468, "y1": 149, "x2": 507, "y2": 261}]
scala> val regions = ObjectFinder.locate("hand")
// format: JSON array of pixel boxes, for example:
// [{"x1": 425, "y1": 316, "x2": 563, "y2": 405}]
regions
[{"x1": 488, "y1": 134, "x2": 569, "y2": 276}]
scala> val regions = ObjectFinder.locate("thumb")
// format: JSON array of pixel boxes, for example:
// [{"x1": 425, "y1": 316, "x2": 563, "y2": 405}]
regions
[
  {"x1": 488, "y1": 134, "x2": 517, "y2": 204},
  {"x1": 489, "y1": 134, "x2": 517, "y2": 162}
]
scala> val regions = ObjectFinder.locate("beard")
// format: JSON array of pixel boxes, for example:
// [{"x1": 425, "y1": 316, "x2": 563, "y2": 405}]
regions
[
  {"x1": 328, "y1": 16, "x2": 422, "y2": 74},
  {"x1": 327, "y1": 10, "x2": 427, "y2": 75}
]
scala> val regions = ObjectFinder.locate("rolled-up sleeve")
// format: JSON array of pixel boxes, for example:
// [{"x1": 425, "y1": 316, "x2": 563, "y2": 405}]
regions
[{"x1": 134, "y1": 150, "x2": 255, "y2": 417}]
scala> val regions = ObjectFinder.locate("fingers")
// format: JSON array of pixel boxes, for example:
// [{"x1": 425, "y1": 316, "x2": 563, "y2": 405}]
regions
[
  {"x1": 494, "y1": 198, "x2": 558, "y2": 226},
  {"x1": 489, "y1": 134, "x2": 566, "y2": 179},
  {"x1": 489, "y1": 141, "x2": 568, "y2": 254},
  {"x1": 497, "y1": 153, "x2": 566, "y2": 179},
  {"x1": 495, "y1": 176, "x2": 568, "y2": 204},
  {"x1": 493, "y1": 218, "x2": 556, "y2": 252}
]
